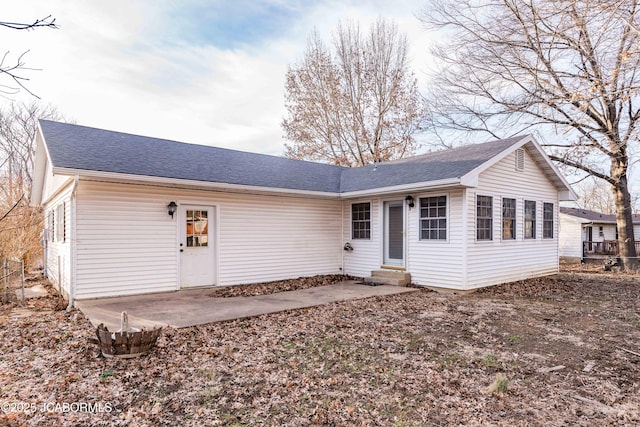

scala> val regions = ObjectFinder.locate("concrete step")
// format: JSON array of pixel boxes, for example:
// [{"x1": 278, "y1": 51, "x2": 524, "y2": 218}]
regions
[
  {"x1": 370, "y1": 270, "x2": 411, "y2": 282},
  {"x1": 365, "y1": 270, "x2": 411, "y2": 286}
]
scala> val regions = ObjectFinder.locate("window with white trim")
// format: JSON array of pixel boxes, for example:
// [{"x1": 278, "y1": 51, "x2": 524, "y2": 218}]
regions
[
  {"x1": 351, "y1": 202, "x2": 371, "y2": 239},
  {"x1": 524, "y1": 200, "x2": 536, "y2": 239},
  {"x1": 420, "y1": 196, "x2": 447, "y2": 240},
  {"x1": 56, "y1": 203, "x2": 66, "y2": 243},
  {"x1": 502, "y1": 198, "x2": 516, "y2": 240},
  {"x1": 48, "y1": 210, "x2": 55, "y2": 242},
  {"x1": 476, "y1": 195, "x2": 493, "y2": 241},
  {"x1": 543, "y1": 202, "x2": 554, "y2": 239}
]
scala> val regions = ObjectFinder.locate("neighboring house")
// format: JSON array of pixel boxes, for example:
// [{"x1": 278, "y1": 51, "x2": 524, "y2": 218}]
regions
[
  {"x1": 31, "y1": 120, "x2": 576, "y2": 301},
  {"x1": 559, "y1": 207, "x2": 640, "y2": 262}
]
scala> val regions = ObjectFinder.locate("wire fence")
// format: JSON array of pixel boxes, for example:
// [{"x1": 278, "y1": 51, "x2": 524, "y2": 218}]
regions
[{"x1": 1, "y1": 258, "x2": 24, "y2": 305}]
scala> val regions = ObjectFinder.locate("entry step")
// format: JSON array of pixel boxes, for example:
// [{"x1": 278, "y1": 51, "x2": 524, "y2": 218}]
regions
[{"x1": 363, "y1": 270, "x2": 411, "y2": 286}]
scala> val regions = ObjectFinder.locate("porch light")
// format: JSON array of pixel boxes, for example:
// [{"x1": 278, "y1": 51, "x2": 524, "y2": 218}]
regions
[
  {"x1": 167, "y1": 201, "x2": 177, "y2": 218},
  {"x1": 405, "y1": 195, "x2": 415, "y2": 208}
]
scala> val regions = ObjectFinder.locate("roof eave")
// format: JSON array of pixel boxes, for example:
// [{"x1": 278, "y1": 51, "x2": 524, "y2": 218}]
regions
[
  {"x1": 51, "y1": 167, "x2": 341, "y2": 198},
  {"x1": 339, "y1": 178, "x2": 464, "y2": 198},
  {"x1": 30, "y1": 123, "x2": 49, "y2": 206},
  {"x1": 460, "y1": 135, "x2": 578, "y2": 201}
]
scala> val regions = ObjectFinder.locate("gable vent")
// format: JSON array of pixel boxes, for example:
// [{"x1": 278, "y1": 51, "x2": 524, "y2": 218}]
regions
[{"x1": 515, "y1": 148, "x2": 525, "y2": 171}]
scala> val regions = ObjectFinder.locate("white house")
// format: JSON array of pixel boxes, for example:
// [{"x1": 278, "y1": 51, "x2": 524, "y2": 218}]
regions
[
  {"x1": 559, "y1": 207, "x2": 640, "y2": 262},
  {"x1": 31, "y1": 120, "x2": 576, "y2": 302}
]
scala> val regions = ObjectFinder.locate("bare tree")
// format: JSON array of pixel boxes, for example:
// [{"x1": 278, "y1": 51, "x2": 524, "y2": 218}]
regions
[
  {"x1": 0, "y1": 102, "x2": 64, "y2": 267},
  {"x1": 421, "y1": 0, "x2": 640, "y2": 269},
  {"x1": 1, "y1": 15, "x2": 57, "y2": 98},
  {"x1": 575, "y1": 177, "x2": 640, "y2": 214},
  {"x1": 282, "y1": 19, "x2": 425, "y2": 167}
]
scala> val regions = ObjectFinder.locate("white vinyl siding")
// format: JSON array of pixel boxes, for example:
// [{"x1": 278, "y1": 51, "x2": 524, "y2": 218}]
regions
[
  {"x1": 74, "y1": 181, "x2": 342, "y2": 299},
  {"x1": 342, "y1": 199, "x2": 380, "y2": 278},
  {"x1": 559, "y1": 214, "x2": 584, "y2": 260},
  {"x1": 409, "y1": 190, "x2": 464, "y2": 290},
  {"x1": 466, "y1": 148, "x2": 559, "y2": 289},
  {"x1": 44, "y1": 187, "x2": 72, "y2": 296}
]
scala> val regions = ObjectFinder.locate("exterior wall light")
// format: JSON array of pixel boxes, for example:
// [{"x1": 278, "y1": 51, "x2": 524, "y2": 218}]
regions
[
  {"x1": 405, "y1": 195, "x2": 415, "y2": 208},
  {"x1": 167, "y1": 201, "x2": 177, "y2": 218}
]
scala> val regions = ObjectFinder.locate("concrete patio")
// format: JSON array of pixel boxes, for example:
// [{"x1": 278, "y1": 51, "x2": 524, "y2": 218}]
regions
[{"x1": 75, "y1": 281, "x2": 418, "y2": 330}]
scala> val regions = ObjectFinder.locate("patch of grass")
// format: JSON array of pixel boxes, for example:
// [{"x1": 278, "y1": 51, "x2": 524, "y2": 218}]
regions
[
  {"x1": 99, "y1": 370, "x2": 114, "y2": 381},
  {"x1": 485, "y1": 373, "x2": 509, "y2": 394},
  {"x1": 481, "y1": 354, "x2": 500, "y2": 368},
  {"x1": 506, "y1": 334, "x2": 525, "y2": 343}
]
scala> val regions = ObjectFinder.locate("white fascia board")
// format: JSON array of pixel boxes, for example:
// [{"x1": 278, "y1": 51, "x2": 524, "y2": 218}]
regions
[
  {"x1": 459, "y1": 135, "x2": 532, "y2": 187},
  {"x1": 41, "y1": 176, "x2": 75, "y2": 206},
  {"x1": 526, "y1": 139, "x2": 578, "y2": 201},
  {"x1": 558, "y1": 189, "x2": 578, "y2": 201},
  {"x1": 52, "y1": 167, "x2": 340, "y2": 199},
  {"x1": 30, "y1": 124, "x2": 49, "y2": 206},
  {"x1": 559, "y1": 212, "x2": 591, "y2": 224},
  {"x1": 339, "y1": 178, "x2": 463, "y2": 199},
  {"x1": 461, "y1": 135, "x2": 578, "y2": 201}
]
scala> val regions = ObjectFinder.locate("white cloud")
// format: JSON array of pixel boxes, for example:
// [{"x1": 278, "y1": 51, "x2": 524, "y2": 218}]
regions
[{"x1": 4, "y1": 0, "x2": 434, "y2": 156}]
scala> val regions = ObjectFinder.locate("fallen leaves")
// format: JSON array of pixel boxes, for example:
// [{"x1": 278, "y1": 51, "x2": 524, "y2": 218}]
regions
[{"x1": 0, "y1": 271, "x2": 639, "y2": 426}]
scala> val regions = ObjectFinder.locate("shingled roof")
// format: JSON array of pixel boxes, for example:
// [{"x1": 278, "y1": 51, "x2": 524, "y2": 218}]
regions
[
  {"x1": 560, "y1": 207, "x2": 640, "y2": 224},
  {"x1": 38, "y1": 120, "x2": 529, "y2": 194}
]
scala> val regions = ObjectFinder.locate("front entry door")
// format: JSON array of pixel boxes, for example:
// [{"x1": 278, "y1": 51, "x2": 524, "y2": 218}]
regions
[
  {"x1": 384, "y1": 200, "x2": 404, "y2": 266},
  {"x1": 180, "y1": 205, "x2": 216, "y2": 288}
]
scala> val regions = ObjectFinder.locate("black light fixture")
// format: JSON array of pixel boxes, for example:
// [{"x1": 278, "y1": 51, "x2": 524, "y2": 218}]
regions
[
  {"x1": 167, "y1": 201, "x2": 177, "y2": 218},
  {"x1": 405, "y1": 195, "x2": 415, "y2": 208}
]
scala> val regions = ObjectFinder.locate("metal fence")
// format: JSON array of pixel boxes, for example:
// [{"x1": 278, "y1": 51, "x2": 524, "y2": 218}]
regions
[{"x1": 1, "y1": 258, "x2": 24, "y2": 304}]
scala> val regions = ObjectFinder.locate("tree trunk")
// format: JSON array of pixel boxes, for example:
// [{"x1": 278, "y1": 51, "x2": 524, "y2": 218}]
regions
[{"x1": 611, "y1": 156, "x2": 638, "y2": 270}]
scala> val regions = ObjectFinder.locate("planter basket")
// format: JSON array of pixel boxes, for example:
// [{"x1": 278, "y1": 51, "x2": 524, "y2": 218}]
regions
[{"x1": 96, "y1": 312, "x2": 161, "y2": 358}]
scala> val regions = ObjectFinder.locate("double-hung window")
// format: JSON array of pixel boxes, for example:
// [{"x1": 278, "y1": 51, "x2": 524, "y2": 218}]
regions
[
  {"x1": 524, "y1": 200, "x2": 536, "y2": 239},
  {"x1": 420, "y1": 196, "x2": 447, "y2": 240},
  {"x1": 351, "y1": 202, "x2": 371, "y2": 239},
  {"x1": 502, "y1": 198, "x2": 516, "y2": 240},
  {"x1": 543, "y1": 203, "x2": 554, "y2": 239},
  {"x1": 56, "y1": 203, "x2": 66, "y2": 243},
  {"x1": 476, "y1": 195, "x2": 493, "y2": 241}
]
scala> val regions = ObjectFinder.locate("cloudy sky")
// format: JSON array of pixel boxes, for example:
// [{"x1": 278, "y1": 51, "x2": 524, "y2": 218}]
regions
[{"x1": 5, "y1": 0, "x2": 435, "y2": 156}]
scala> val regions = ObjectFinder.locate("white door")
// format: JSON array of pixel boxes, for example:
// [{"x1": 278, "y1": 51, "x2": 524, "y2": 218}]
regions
[
  {"x1": 180, "y1": 205, "x2": 216, "y2": 288},
  {"x1": 384, "y1": 200, "x2": 404, "y2": 267}
]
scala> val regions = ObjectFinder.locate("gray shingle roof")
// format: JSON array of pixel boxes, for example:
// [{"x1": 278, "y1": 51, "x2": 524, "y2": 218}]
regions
[
  {"x1": 340, "y1": 137, "x2": 526, "y2": 192},
  {"x1": 39, "y1": 120, "x2": 527, "y2": 194},
  {"x1": 560, "y1": 207, "x2": 640, "y2": 224}
]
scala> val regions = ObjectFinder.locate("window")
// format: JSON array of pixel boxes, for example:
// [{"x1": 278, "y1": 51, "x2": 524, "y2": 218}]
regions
[
  {"x1": 48, "y1": 210, "x2": 55, "y2": 242},
  {"x1": 524, "y1": 200, "x2": 536, "y2": 239},
  {"x1": 420, "y1": 196, "x2": 447, "y2": 240},
  {"x1": 476, "y1": 195, "x2": 493, "y2": 241},
  {"x1": 502, "y1": 198, "x2": 516, "y2": 240},
  {"x1": 543, "y1": 202, "x2": 554, "y2": 239},
  {"x1": 56, "y1": 203, "x2": 66, "y2": 243},
  {"x1": 351, "y1": 202, "x2": 371, "y2": 239},
  {"x1": 186, "y1": 210, "x2": 209, "y2": 247}
]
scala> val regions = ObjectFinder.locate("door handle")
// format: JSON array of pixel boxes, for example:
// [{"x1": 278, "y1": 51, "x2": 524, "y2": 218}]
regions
[{"x1": 180, "y1": 249, "x2": 184, "y2": 252}]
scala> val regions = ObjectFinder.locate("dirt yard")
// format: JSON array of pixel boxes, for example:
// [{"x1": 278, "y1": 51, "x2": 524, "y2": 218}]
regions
[{"x1": 0, "y1": 270, "x2": 638, "y2": 426}]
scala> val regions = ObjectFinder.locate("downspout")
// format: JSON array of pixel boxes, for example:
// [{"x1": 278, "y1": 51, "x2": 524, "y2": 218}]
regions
[
  {"x1": 66, "y1": 175, "x2": 79, "y2": 311},
  {"x1": 341, "y1": 201, "x2": 345, "y2": 274}
]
